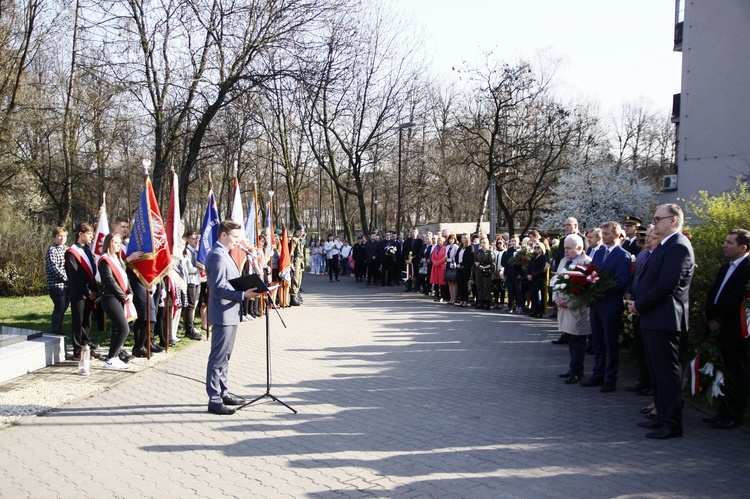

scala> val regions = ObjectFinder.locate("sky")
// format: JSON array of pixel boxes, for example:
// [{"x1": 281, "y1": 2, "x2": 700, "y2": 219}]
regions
[{"x1": 396, "y1": 0, "x2": 682, "y2": 113}]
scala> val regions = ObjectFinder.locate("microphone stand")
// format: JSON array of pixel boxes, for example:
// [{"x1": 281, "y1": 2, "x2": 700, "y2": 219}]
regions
[{"x1": 239, "y1": 290, "x2": 296, "y2": 414}]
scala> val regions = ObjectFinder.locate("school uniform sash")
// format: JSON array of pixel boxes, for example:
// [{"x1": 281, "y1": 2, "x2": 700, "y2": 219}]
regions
[
  {"x1": 67, "y1": 244, "x2": 96, "y2": 287},
  {"x1": 100, "y1": 253, "x2": 137, "y2": 322}
]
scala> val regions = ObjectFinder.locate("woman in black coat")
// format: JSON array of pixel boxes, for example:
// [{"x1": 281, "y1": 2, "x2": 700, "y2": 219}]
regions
[
  {"x1": 455, "y1": 233, "x2": 475, "y2": 307},
  {"x1": 526, "y1": 243, "x2": 549, "y2": 318},
  {"x1": 97, "y1": 233, "x2": 134, "y2": 369}
]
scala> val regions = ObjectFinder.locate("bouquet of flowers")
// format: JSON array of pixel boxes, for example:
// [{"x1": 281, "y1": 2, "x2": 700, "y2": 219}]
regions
[
  {"x1": 553, "y1": 262, "x2": 616, "y2": 305},
  {"x1": 508, "y1": 245, "x2": 533, "y2": 268}
]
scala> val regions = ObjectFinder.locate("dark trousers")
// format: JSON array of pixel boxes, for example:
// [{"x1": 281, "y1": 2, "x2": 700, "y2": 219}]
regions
[
  {"x1": 631, "y1": 318, "x2": 651, "y2": 388},
  {"x1": 183, "y1": 284, "x2": 199, "y2": 334},
  {"x1": 568, "y1": 334, "x2": 587, "y2": 377},
  {"x1": 206, "y1": 323, "x2": 238, "y2": 407},
  {"x1": 48, "y1": 286, "x2": 69, "y2": 335},
  {"x1": 355, "y1": 260, "x2": 366, "y2": 281},
  {"x1": 70, "y1": 296, "x2": 93, "y2": 357},
  {"x1": 529, "y1": 279, "x2": 545, "y2": 315},
  {"x1": 457, "y1": 271, "x2": 471, "y2": 302},
  {"x1": 367, "y1": 259, "x2": 380, "y2": 284},
  {"x1": 642, "y1": 328, "x2": 683, "y2": 430},
  {"x1": 589, "y1": 303, "x2": 621, "y2": 383},
  {"x1": 718, "y1": 337, "x2": 748, "y2": 422},
  {"x1": 101, "y1": 295, "x2": 130, "y2": 359},
  {"x1": 327, "y1": 255, "x2": 339, "y2": 280},
  {"x1": 506, "y1": 275, "x2": 518, "y2": 309}
]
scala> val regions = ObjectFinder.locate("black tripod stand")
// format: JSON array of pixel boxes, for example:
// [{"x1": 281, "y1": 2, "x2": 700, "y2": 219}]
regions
[{"x1": 240, "y1": 292, "x2": 297, "y2": 414}]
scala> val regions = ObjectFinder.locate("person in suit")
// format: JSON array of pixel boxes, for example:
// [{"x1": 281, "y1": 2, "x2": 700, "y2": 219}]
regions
[
  {"x1": 624, "y1": 226, "x2": 656, "y2": 395},
  {"x1": 701, "y1": 229, "x2": 750, "y2": 429},
  {"x1": 581, "y1": 221, "x2": 633, "y2": 393},
  {"x1": 205, "y1": 220, "x2": 261, "y2": 416},
  {"x1": 421, "y1": 234, "x2": 435, "y2": 295},
  {"x1": 65, "y1": 222, "x2": 97, "y2": 360},
  {"x1": 621, "y1": 216, "x2": 642, "y2": 257},
  {"x1": 502, "y1": 236, "x2": 518, "y2": 312},
  {"x1": 585, "y1": 228, "x2": 603, "y2": 256},
  {"x1": 364, "y1": 232, "x2": 380, "y2": 286},
  {"x1": 628, "y1": 204, "x2": 695, "y2": 439},
  {"x1": 402, "y1": 227, "x2": 424, "y2": 292},
  {"x1": 455, "y1": 233, "x2": 475, "y2": 307}
]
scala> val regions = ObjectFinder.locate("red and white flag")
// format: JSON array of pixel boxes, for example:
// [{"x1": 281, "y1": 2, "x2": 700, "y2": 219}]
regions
[{"x1": 91, "y1": 197, "x2": 110, "y2": 257}]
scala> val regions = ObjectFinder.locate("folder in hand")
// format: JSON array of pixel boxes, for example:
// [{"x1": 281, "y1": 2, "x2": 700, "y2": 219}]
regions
[{"x1": 228, "y1": 273, "x2": 269, "y2": 293}]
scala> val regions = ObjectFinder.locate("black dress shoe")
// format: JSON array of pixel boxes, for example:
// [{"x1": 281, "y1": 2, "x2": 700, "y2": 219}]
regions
[
  {"x1": 711, "y1": 418, "x2": 741, "y2": 429},
  {"x1": 600, "y1": 383, "x2": 616, "y2": 393},
  {"x1": 625, "y1": 383, "x2": 648, "y2": 392},
  {"x1": 551, "y1": 335, "x2": 569, "y2": 345},
  {"x1": 640, "y1": 405, "x2": 655, "y2": 414},
  {"x1": 118, "y1": 350, "x2": 133, "y2": 364},
  {"x1": 208, "y1": 404, "x2": 236, "y2": 415},
  {"x1": 564, "y1": 375, "x2": 582, "y2": 385},
  {"x1": 646, "y1": 427, "x2": 682, "y2": 439},
  {"x1": 150, "y1": 342, "x2": 163, "y2": 353},
  {"x1": 558, "y1": 372, "x2": 571, "y2": 378},
  {"x1": 638, "y1": 420, "x2": 661, "y2": 429},
  {"x1": 222, "y1": 394, "x2": 246, "y2": 406},
  {"x1": 580, "y1": 378, "x2": 604, "y2": 387},
  {"x1": 132, "y1": 347, "x2": 149, "y2": 358},
  {"x1": 185, "y1": 331, "x2": 203, "y2": 341}
]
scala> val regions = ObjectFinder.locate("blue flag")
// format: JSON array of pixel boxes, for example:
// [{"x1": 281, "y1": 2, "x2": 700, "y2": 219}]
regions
[
  {"x1": 245, "y1": 198, "x2": 256, "y2": 247},
  {"x1": 197, "y1": 191, "x2": 220, "y2": 269},
  {"x1": 126, "y1": 177, "x2": 172, "y2": 289}
]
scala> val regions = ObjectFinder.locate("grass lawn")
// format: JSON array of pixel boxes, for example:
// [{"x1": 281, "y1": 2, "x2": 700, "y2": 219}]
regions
[{"x1": 0, "y1": 295, "x2": 200, "y2": 352}]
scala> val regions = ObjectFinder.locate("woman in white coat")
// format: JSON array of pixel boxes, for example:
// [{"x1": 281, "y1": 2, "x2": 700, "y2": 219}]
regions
[{"x1": 552, "y1": 234, "x2": 592, "y2": 385}]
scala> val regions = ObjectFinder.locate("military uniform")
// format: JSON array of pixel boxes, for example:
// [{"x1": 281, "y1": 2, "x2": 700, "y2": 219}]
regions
[{"x1": 289, "y1": 225, "x2": 306, "y2": 305}]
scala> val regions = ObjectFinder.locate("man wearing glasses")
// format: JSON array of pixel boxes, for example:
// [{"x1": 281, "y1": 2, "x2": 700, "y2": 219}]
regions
[{"x1": 628, "y1": 204, "x2": 694, "y2": 439}]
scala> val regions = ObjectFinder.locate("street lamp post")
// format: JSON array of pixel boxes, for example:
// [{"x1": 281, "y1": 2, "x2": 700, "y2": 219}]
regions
[
  {"x1": 374, "y1": 200, "x2": 379, "y2": 234},
  {"x1": 397, "y1": 121, "x2": 416, "y2": 238}
]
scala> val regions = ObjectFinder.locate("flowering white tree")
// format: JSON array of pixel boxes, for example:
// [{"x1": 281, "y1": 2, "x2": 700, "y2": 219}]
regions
[{"x1": 539, "y1": 156, "x2": 656, "y2": 232}]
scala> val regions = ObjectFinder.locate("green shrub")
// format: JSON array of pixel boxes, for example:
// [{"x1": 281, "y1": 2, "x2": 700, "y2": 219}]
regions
[{"x1": 0, "y1": 219, "x2": 49, "y2": 297}]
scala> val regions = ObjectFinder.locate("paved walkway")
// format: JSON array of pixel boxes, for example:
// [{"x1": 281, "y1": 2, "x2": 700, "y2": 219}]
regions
[{"x1": 1, "y1": 274, "x2": 749, "y2": 498}]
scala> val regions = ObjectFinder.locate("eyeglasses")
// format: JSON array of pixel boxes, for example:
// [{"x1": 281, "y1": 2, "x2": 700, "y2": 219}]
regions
[{"x1": 652, "y1": 215, "x2": 675, "y2": 224}]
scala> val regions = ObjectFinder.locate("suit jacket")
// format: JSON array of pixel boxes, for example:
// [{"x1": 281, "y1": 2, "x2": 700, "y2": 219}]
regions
[
  {"x1": 704, "y1": 255, "x2": 750, "y2": 338},
  {"x1": 627, "y1": 249, "x2": 652, "y2": 298},
  {"x1": 634, "y1": 232, "x2": 695, "y2": 332},
  {"x1": 590, "y1": 244, "x2": 632, "y2": 310},
  {"x1": 65, "y1": 243, "x2": 97, "y2": 300},
  {"x1": 402, "y1": 237, "x2": 424, "y2": 265},
  {"x1": 205, "y1": 242, "x2": 245, "y2": 326},
  {"x1": 622, "y1": 237, "x2": 641, "y2": 257}
]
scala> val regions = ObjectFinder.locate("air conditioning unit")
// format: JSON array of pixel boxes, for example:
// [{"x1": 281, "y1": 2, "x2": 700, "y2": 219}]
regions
[{"x1": 663, "y1": 174, "x2": 678, "y2": 191}]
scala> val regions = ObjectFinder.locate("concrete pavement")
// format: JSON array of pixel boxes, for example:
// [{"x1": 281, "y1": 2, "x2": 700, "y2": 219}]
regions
[{"x1": 1, "y1": 274, "x2": 749, "y2": 498}]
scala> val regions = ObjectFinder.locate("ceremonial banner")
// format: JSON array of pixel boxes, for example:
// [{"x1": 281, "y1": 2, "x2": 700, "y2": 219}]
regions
[
  {"x1": 91, "y1": 198, "x2": 110, "y2": 257},
  {"x1": 245, "y1": 197, "x2": 256, "y2": 248},
  {"x1": 165, "y1": 170, "x2": 182, "y2": 256},
  {"x1": 278, "y1": 226, "x2": 291, "y2": 283},
  {"x1": 229, "y1": 178, "x2": 247, "y2": 270},
  {"x1": 126, "y1": 177, "x2": 172, "y2": 289},
  {"x1": 264, "y1": 203, "x2": 273, "y2": 259},
  {"x1": 197, "y1": 191, "x2": 220, "y2": 269}
]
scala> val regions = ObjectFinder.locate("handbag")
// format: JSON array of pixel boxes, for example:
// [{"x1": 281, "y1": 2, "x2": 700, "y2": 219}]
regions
[
  {"x1": 419, "y1": 262, "x2": 428, "y2": 275},
  {"x1": 444, "y1": 267, "x2": 458, "y2": 282}
]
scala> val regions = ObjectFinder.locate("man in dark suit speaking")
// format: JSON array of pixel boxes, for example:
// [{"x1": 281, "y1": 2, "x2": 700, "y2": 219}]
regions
[
  {"x1": 205, "y1": 220, "x2": 261, "y2": 415},
  {"x1": 702, "y1": 229, "x2": 750, "y2": 429},
  {"x1": 628, "y1": 204, "x2": 695, "y2": 439}
]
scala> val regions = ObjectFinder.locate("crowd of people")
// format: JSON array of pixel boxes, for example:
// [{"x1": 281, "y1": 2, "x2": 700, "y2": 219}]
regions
[{"x1": 44, "y1": 203, "x2": 750, "y2": 429}]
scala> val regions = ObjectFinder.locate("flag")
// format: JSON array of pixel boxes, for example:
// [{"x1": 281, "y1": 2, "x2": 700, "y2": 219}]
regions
[
  {"x1": 91, "y1": 198, "x2": 109, "y2": 257},
  {"x1": 165, "y1": 170, "x2": 182, "y2": 256},
  {"x1": 278, "y1": 226, "x2": 292, "y2": 283},
  {"x1": 230, "y1": 178, "x2": 244, "y2": 227},
  {"x1": 126, "y1": 177, "x2": 173, "y2": 289},
  {"x1": 264, "y1": 202, "x2": 273, "y2": 260},
  {"x1": 229, "y1": 178, "x2": 247, "y2": 270},
  {"x1": 197, "y1": 191, "x2": 220, "y2": 269},
  {"x1": 245, "y1": 198, "x2": 256, "y2": 248}
]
